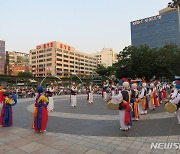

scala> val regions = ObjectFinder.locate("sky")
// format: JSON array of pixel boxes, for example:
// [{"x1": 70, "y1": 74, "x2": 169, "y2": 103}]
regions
[{"x1": 0, "y1": 0, "x2": 171, "y2": 54}]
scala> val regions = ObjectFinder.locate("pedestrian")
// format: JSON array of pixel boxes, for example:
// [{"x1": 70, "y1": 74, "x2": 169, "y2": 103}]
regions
[{"x1": 71, "y1": 82, "x2": 78, "y2": 107}]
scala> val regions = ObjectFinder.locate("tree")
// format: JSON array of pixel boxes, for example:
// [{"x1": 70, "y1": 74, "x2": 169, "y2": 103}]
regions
[
  {"x1": 17, "y1": 71, "x2": 33, "y2": 77},
  {"x1": 95, "y1": 64, "x2": 107, "y2": 76}
]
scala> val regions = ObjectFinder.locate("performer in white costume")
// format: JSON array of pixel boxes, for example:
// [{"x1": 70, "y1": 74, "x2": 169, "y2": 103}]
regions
[
  {"x1": 138, "y1": 82, "x2": 148, "y2": 115},
  {"x1": 102, "y1": 81, "x2": 109, "y2": 101},
  {"x1": 111, "y1": 82, "x2": 116, "y2": 96},
  {"x1": 71, "y1": 82, "x2": 78, "y2": 107},
  {"x1": 87, "y1": 82, "x2": 94, "y2": 104},
  {"x1": 46, "y1": 88, "x2": 54, "y2": 112},
  {"x1": 111, "y1": 81, "x2": 132, "y2": 131},
  {"x1": 170, "y1": 81, "x2": 180, "y2": 124},
  {"x1": 147, "y1": 83, "x2": 155, "y2": 110}
]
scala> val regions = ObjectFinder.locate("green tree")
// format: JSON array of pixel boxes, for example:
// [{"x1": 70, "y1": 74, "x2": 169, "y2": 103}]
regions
[{"x1": 17, "y1": 71, "x2": 33, "y2": 77}]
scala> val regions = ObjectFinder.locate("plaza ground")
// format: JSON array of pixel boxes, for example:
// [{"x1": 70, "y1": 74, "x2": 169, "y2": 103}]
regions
[{"x1": 0, "y1": 95, "x2": 179, "y2": 154}]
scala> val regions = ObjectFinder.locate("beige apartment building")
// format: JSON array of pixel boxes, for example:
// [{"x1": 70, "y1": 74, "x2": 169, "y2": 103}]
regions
[
  {"x1": 29, "y1": 41, "x2": 97, "y2": 77},
  {"x1": 93, "y1": 48, "x2": 118, "y2": 67},
  {"x1": 5, "y1": 51, "x2": 29, "y2": 75}
]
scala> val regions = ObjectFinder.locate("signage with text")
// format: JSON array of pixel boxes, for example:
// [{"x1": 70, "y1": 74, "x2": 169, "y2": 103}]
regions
[{"x1": 132, "y1": 15, "x2": 161, "y2": 25}]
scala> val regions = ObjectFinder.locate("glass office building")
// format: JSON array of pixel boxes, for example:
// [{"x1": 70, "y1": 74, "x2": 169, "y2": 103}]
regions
[
  {"x1": 131, "y1": 8, "x2": 180, "y2": 48},
  {"x1": 0, "y1": 40, "x2": 5, "y2": 74}
]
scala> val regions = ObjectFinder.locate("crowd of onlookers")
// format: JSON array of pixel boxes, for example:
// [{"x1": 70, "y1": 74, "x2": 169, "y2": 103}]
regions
[{"x1": 3, "y1": 85, "x2": 102, "y2": 99}]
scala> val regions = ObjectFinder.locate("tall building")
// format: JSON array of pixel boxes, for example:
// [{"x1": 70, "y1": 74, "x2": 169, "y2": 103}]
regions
[
  {"x1": 93, "y1": 48, "x2": 118, "y2": 67},
  {"x1": 131, "y1": 7, "x2": 180, "y2": 48},
  {"x1": 5, "y1": 51, "x2": 29, "y2": 76},
  {"x1": 29, "y1": 41, "x2": 97, "y2": 77},
  {"x1": 0, "y1": 40, "x2": 5, "y2": 74}
]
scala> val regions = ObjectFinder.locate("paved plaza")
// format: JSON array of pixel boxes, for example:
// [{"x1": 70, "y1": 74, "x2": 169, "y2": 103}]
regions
[{"x1": 0, "y1": 94, "x2": 180, "y2": 154}]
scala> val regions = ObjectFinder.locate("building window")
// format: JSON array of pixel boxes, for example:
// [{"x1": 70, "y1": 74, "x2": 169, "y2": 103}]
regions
[
  {"x1": 39, "y1": 60, "x2": 43, "y2": 62},
  {"x1": 81, "y1": 67, "x2": 84, "y2": 69},
  {"x1": 64, "y1": 55, "x2": 68, "y2": 58},
  {"x1": 47, "y1": 53, "x2": 52, "y2": 56},
  {"x1": 57, "y1": 68, "x2": 62, "y2": 71},
  {"x1": 32, "y1": 56, "x2": 36, "y2": 59},
  {"x1": 32, "y1": 61, "x2": 36, "y2": 63},
  {"x1": 70, "y1": 70, "x2": 74, "y2": 72},
  {"x1": 47, "y1": 48, "x2": 52, "y2": 51},
  {"x1": 39, "y1": 55, "x2": 44, "y2": 58},
  {"x1": 39, "y1": 50, "x2": 44, "y2": 53},
  {"x1": 57, "y1": 48, "x2": 62, "y2": 52},
  {"x1": 32, "y1": 65, "x2": 36, "y2": 68},
  {"x1": 70, "y1": 56, "x2": 74, "y2": 59},
  {"x1": 57, "y1": 53, "x2": 62, "y2": 57},
  {"x1": 80, "y1": 63, "x2": 84, "y2": 65},
  {"x1": 64, "y1": 59, "x2": 68, "y2": 63},
  {"x1": 57, "y1": 58, "x2": 62, "y2": 61},
  {"x1": 57, "y1": 63, "x2": 62, "y2": 66},
  {"x1": 47, "y1": 63, "x2": 52, "y2": 66},
  {"x1": 80, "y1": 55, "x2": 84, "y2": 57},
  {"x1": 80, "y1": 59, "x2": 84, "y2": 61},
  {"x1": 70, "y1": 52, "x2": 74, "y2": 55},
  {"x1": 63, "y1": 50, "x2": 68, "y2": 54},
  {"x1": 70, "y1": 65, "x2": 74, "y2": 68},
  {"x1": 47, "y1": 58, "x2": 52, "y2": 61},
  {"x1": 70, "y1": 61, "x2": 74, "y2": 64},
  {"x1": 64, "y1": 64, "x2": 68, "y2": 67},
  {"x1": 32, "y1": 52, "x2": 36, "y2": 55},
  {"x1": 75, "y1": 66, "x2": 78, "y2": 68},
  {"x1": 85, "y1": 60, "x2": 88, "y2": 62}
]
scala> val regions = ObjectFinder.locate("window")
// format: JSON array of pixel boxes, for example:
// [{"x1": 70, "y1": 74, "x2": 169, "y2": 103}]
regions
[
  {"x1": 32, "y1": 56, "x2": 36, "y2": 59},
  {"x1": 32, "y1": 65, "x2": 36, "y2": 68},
  {"x1": 80, "y1": 55, "x2": 84, "y2": 57},
  {"x1": 39, "y1": 50, "x2": 44, "y2": 53},
  {"x1": 75, "y1": 62, "x2": 79, "y2": 64},
  {"x1": 57, "y1": 53, "x2": 62, "y2": 57},
  {"x1": 85, "y1": 64, "x2": 88, "y2": 66},
  {"x1": 70, "y1": 52, "x2": 74, "y2": 55},
  {"x1": 64, "y1": 64, "x2": 68, "y2": 67},
  {"x1": 75, "y1": 66, "x2": 78, "y2": 68},
  {"x1": 57, "y1": 68, "x2": 62, "y2": 71},
  {"x1": 64, "y1": 55, "x2": 68, "y2": 58},
  {"x1": 57, "y1": 63, "x2": 62, "y2": 66},
  {"x1": 70, "y1": 65, "x2": 74, "y2": 68},
  {"x1": 64, "y1": 60, "x2": 68, "y2": 63},
  {"x1": 81, "y1": 67, "x2": 84, "y2": 69},
  {"x1": 57, "y1": 58, "x2": 62, "y2": 61},
  {"x1": 70, "y1": 70, "x2": 74, "y2": 72},
  {"x1": 63, "y1": 50, "x2": 68, "y2": 54},
  {"x1": 57, "y1": 48, "x2": 62, "y2": 52},
  {"x1": 85, "y1": 56, "x2": 88, "y2": 59},
  {"x1": 47, "y1": 48, "x2": 52, "y2": 51},
  {"x1": 47, "y1": 58, "x2": 52, "y2": 61},
  {"x1": 70, "y1": 56, "x2": 74, "y2": 59},
  {"x1": 32, "y1": 61, "x2": 36, "y2": 63},
  {"x1": 85, "y1": 60, "x2": 88, "y2": 62},
  {"x1": 39, "y1": 55, "x2": 44, "y2": 58},
  {"x1": 80, "y1": 59, "x2": 84, "y2": 61},
  {"x1": 39, "y1": 60, "x2": 43, "y2": 62},
  {"x1": 47, "y1": 63, "x2": 52, "y2": 66},
  {"x1": 70, "y1": 61, "x2": 74, "y2": 64},
  {"x1": 32, "y1": 52, "x2": 36, "y2": 55},
  {"x1": 47, "y1": 53, "x2": 52, "y2": 56},
  {"x1": 80, "y1": 63, "x2": 84, "y2": 65}
]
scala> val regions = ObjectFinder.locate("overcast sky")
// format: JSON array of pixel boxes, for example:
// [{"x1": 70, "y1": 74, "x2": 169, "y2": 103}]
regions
[{"x1": 0, "y1": 0, "x2": 170, "y2": 53}]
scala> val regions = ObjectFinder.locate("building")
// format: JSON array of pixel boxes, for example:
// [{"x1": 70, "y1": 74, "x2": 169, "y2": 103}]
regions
[
  {"x1": 5, "y1": 51, "x2": 29, "y2": 76},
  {"x1": 93, "y1": 48, "x2": 118, "y2": 67},
  {"x1": 0, "y1": 40, "x2": 5, "y2": 74},
  {"x1": 29, "y1": 41, "x2": 97, "y2": 77},
  {"x1": 131, "y1": 7, "x2": 180, "y2": 48}
]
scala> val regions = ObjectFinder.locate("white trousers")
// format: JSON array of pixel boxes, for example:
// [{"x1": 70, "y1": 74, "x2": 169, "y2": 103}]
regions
[
  {"x1": 148, "y1": 98, "x2": 154, "y2": 110},
  {"x1": 138, "y1": 101, "x2": 147, "y2": 114},
  {"x1": 111, "y1": 91, "x2": 115, "y2": 96},
  {"x1": 103, "y1": 92, "x2": 107, "y2": 101},
  {"x1": 176, "y1": 108, "x2": 180, "y2": 124},
  {"x1": 88, "y1": 93, "x2": 93, "y2": 103},
  {"x1": 47, "y1": 97, "x2": 54, "y2": 111},
  {"x1": 119, "y1": 110, "x2": 129, "y2": 130},
  {"x1": 71, "y1": 95, "x2": 77, "y2": 107}
]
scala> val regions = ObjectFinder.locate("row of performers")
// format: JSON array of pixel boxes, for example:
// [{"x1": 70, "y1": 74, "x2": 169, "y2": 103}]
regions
[{"x1": 108, "y1": 80, "x2": 180, "y2": 131}]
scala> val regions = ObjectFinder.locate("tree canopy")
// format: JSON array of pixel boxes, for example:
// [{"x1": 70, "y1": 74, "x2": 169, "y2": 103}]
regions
[
  {"x1": 17, "y1": 71, "x2": 33, "y2": 77},
  {"x1": 95, "y1": 44, "x2": 180, "y2": 81}
]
